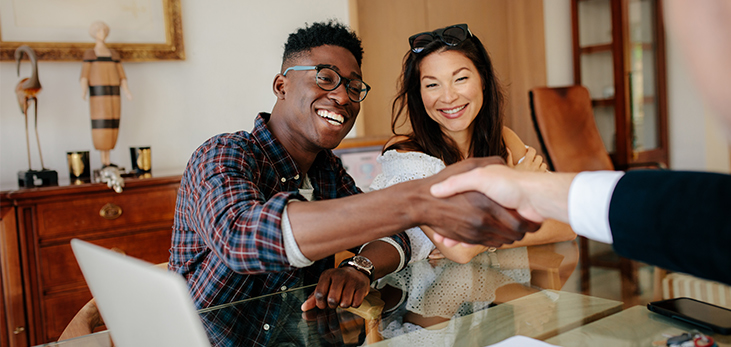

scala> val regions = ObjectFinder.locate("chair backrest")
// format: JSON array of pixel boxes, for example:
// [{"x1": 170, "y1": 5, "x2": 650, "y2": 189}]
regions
[{"x1": 529, "y1": 86, "x2": 615, "y2": 172}]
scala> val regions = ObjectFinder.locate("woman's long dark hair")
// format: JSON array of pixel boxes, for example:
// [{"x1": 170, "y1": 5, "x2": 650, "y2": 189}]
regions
[{"x1": 387, "y1": 32, "x2": 507, "y2": 165}]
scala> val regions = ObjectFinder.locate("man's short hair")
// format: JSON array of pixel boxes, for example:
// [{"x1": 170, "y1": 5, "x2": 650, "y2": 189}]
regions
[{"x1": 283, "y1": 20, "x2": 363, "y2": 67}]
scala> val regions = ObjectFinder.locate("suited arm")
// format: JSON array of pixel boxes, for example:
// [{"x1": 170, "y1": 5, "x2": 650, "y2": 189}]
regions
[{"x1": 609, "y1": 170, "x2": 731, "y2": 285}]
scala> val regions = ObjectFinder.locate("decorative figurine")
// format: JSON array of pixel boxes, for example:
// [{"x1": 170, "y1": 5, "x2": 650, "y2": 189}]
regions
[
  {"x1": 97, "y1": 166, "x2": 125, "y2": 193},
  {"x1": 15, "y1": 45, "x2": 58, "y2": 188},
  {"x1": 80, "y1": 21, "x2": 132, "y2": 193}
]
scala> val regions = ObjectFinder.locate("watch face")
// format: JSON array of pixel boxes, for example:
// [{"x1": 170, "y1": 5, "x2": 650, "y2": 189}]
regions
[{"x1": 353, "y1": 256, "x2": 373, "y2": 270}]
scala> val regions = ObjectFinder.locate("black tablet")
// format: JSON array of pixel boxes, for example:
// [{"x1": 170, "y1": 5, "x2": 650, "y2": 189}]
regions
[{"x1": 648, "y1": 297, "x2": 731, "y2": 335}]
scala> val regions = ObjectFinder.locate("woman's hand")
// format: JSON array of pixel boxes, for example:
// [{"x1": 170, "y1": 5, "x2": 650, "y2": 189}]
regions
[
  {"x1": 427, "y1": 248, "x2": 446, "y2": 260},
  {"x1": 507, "y1": 147, "x2": 548, "y2": 172},
  {"x1": 423, "y1": 225, "x2": 488, "y2": 263},
  {"x1": 301, "y1": 267, "x2": 371, "y2": 311}
]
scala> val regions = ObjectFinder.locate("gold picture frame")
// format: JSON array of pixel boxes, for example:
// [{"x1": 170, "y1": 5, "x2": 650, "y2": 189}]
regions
[{"x1": 0, "y1": 0, "x2": 184, "y2": 61}]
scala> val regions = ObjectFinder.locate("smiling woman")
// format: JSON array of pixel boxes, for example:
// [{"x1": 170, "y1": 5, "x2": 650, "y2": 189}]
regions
[
  {"x1": 418, "y1": 51, "x2": 485, "y2": 146},
  {"x1": 352, "y1": 0, "x2": 548, "y2": 146},
  {"x1": 368, "y1": 22, "x2": 574, "y2": 265}
]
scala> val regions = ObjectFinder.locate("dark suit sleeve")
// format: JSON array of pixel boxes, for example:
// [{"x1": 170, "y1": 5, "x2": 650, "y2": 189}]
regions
[{"x1": 608, "y1": 170, "x2": 731, "y2": 285}]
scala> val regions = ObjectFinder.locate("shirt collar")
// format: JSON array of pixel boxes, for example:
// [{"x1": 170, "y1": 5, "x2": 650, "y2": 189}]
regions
[{"x1": 252, "y1": 113, "x2": 341, "y2": 182}]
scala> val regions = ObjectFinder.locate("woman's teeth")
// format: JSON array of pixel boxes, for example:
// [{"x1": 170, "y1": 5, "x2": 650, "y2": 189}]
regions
[{"x1": 442, "y1": 105, "x2": 467, "y2": 114}]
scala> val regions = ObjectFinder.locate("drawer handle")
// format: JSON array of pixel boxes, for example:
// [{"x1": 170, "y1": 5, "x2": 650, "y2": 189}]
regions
[
  {"x1": 13, "y1": 326, "x2": 25, "y2": 334},
  {"x1": 99, "y1": 203, "x2": 123, "y2": 220}
]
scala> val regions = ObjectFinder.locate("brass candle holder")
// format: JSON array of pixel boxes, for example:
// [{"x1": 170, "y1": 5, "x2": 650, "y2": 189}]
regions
[
  {"x1": 67, "y1": 151, "x2": 91, "y2": 184},
  {"x1": 129, "y1": 146, "x2": 152, "y2": 178}
]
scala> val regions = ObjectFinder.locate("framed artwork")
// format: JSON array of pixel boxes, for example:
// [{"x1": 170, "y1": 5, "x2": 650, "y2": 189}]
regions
[{"x1": 0, "y1": 0, "x2": 184, "y2": 61}]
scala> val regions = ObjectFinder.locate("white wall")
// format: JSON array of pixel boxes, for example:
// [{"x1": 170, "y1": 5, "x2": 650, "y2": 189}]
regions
[
  {"x1": 0, "y1": 0, "x2": 350, "y2": 190},
  {"x1": 543, "y1": 0, "x2": 574, "y2": 87},
  {"x1": 3, "y1": 1, "x2": 727, "y2": 190},
  {"x1": 664, "y1": 32, "x2": 707, "y2": 170},
  {"x1": 542, "y1": 0, "x2": 729, "y2": 172},
  {"x1": 664, "y1": 22, "x2": 730, "y2": 173}
]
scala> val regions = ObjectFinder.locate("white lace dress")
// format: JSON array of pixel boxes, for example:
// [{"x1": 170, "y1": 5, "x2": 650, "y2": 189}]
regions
[{"x1": 369, "y1": 150, "x2": 448, "y2": 264}]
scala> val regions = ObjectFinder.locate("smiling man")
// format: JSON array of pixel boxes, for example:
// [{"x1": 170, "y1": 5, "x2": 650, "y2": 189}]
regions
[{"x1": 169, "y1": 21, "x2": 539, "y2": 346}]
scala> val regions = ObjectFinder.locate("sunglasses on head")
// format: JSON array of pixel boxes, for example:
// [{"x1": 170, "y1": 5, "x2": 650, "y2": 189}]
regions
[{"x1": 408, "y1": 23, "x2": 472, "y2": 53}]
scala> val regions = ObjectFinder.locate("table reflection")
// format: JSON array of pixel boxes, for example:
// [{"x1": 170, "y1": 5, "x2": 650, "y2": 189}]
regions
[{"x1": 197, "y1": 240, "x2": 580, "y2": 346}]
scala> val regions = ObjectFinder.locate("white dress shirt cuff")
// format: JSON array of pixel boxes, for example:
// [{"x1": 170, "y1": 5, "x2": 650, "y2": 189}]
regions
[
  {"x1": 282, "y1": 202, "x2": 314, "y2": 268},
  {"x1": 568, "y1": 171, "x2": 624, "y2": 244}
]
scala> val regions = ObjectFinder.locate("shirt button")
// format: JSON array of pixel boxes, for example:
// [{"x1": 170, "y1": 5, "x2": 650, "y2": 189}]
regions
[
  {"x1": 280, "y1": 285, "x2": 287, "y2": 291},
  {"x1": 280, "y1": 177, "x2": 286, "y2": 183},
  {"x1": 294, "y1": 174, "x2": 300, "y2": 180},
  {"x1": 263, "y1": 323, "x2": 270, "y2": 331}
]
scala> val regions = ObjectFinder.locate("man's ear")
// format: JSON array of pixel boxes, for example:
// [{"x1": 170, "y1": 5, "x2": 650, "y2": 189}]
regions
[{"x1": 273, "y1": 74, "x2": 287, "y2": 100}]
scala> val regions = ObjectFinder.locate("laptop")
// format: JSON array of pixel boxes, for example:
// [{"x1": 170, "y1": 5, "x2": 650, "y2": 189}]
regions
[{"x1": 70, "y1": 238, "x2": 211, "y2": 347}]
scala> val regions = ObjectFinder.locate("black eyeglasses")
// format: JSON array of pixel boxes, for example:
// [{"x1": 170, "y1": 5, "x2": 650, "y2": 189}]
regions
[
  {"x1": 282, "y1": 65, "x2": 371, "y2": 103},
  {"x1": 408, "y1": 23, "x2": 473, "y2": 53}
]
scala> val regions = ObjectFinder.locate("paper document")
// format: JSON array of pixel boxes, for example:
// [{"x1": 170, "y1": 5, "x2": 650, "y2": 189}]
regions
[{"x1": 486, "y1": 335, "x2": 559, "y2": 347}]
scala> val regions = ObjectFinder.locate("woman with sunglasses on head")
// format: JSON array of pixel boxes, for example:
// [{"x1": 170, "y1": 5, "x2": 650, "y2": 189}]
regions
[{"x1": 370, "y1": 24, "x2": 576, "y2": 264}]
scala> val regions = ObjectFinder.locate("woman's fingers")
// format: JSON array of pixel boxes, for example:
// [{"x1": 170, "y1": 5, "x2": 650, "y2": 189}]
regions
[{"x1": 506, "y1": 147, "x2": 514, "y2": 167}]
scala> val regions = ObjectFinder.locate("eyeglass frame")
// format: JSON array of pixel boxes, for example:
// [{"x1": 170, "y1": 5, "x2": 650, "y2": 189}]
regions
[
  {"x1": 282, "y1": 65, "x2": 371, "y2": 103},
  {"x1": 408, "y1": 23, "x2": 473, "y2": 53}
]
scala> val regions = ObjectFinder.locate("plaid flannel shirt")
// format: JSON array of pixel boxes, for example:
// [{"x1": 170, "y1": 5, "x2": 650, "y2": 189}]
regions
[{"x1": 169, "y1": 113, "x2": 410, "y2": 346}]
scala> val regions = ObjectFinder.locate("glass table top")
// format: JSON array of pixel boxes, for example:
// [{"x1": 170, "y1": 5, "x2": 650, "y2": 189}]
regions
[
  {"x1": 546, "y1": 305, "x2": 731, "y2": 347},
  {"x1": 39, "y1": 241, "x2": 635, "y2": 346}
]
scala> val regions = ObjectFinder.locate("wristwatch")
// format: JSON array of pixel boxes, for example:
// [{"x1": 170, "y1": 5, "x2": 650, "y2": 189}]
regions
[{"x1": 338, "y1": 255, "x2": 374, "y2": 281}]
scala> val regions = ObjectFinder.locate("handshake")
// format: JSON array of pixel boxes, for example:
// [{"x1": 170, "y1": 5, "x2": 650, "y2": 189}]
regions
[{"x1": 419, "y1": 156, "x2": 548, "y2": 248}]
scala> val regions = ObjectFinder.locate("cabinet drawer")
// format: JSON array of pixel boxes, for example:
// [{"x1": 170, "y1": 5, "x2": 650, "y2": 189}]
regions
[
  {"x1": 42, "y1": 287, "x2": 93, "y2": 342},
  {"x1": 35, "y1": 188, "x2": 177, "y2": 240},
  {"x1": 39, "y1": 228, "x2": 173, "y2": 291}
]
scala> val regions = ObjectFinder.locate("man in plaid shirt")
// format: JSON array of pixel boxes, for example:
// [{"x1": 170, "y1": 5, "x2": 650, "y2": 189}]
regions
[{"x1": 169, "y1": 21, "x2": 537, "y2": 346}]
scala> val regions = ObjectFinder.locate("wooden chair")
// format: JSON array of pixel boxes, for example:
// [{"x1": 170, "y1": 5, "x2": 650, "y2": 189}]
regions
[
  {"x1": 528, "y1": 85, "x2": 641, "y2": 306},
  {"x1": 655, "y1": 271, "x2": 731, "y2": 309},
  {"x1": 527, "y1": 241, "x2": 580, "y2": 291}
]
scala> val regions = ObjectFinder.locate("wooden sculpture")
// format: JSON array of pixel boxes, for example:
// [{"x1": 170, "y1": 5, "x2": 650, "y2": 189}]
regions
[
  {"x1": 15, "y1": 45, "x2": 58, "y2": 188},
  {"x1": 80, "y1": 21, "x2": 132, "y2": 167},
  {"x1": 15, "y1": 45, "x2": 45, "y2": 170}
]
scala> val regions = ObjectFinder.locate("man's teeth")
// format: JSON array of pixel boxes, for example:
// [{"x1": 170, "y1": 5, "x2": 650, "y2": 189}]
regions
[
  {"x1": 442, "y1": 105, "x2": 467, "y2": 114},
  {"x1": 317, "y1": 110, "x2": 344, "y2": 125}
]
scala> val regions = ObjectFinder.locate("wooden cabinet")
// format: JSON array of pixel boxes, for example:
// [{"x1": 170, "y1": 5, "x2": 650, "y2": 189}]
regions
[
  {"x1": 571, "y1": 0, "x2": 668, "y2": 168},
  {"x1": 2, "y1": 196, "x2": 27, "y2": 347},
  {"x1": 0, "y1": 175, "x2": 180, "y2": 346}
]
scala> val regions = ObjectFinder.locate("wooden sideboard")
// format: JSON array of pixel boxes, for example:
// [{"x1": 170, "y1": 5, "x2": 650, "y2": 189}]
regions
[{"x1": 0, "y1": 175, "x2": 181, "y2": 346}]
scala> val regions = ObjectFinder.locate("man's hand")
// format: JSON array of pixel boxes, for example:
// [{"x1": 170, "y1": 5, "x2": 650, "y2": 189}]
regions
[
  {"x1": 429, "y1": 164, "x2": 576, "y2": 246},
  {"x1": 302, "y1": 306, "x2": 365, "y2": 345},
  {"x1": 414, "y1": 157, "x2": 542, "y2": 247},
  {"x1": 301, "y1": 267, "x2": 370, "y2": 311}
]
